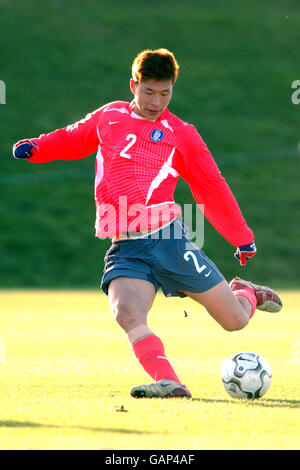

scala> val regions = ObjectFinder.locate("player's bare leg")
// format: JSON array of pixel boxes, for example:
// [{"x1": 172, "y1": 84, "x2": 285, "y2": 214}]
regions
[
  {"x1": 108, "y1": 277, "x2": 156, "y2": 340},
  {"x1": 108, "y1": 277, "x2": 191, "y2": 398},
  {"x1": 181, "y1": 278, "x2": 282, "y2": 331},
  {"x1": 181, "y1": 280, "x2": 252, "y2": 331}
]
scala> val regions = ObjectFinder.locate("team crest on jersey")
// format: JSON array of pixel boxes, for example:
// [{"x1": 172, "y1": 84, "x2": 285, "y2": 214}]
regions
[{"x1": 150, "y1": 129, "x2": 164, "y2": 142}]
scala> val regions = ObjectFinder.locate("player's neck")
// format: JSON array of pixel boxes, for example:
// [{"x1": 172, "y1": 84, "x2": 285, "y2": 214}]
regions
[{"x1": 131, "y1": 110, "x2": 156, "y2": 122}]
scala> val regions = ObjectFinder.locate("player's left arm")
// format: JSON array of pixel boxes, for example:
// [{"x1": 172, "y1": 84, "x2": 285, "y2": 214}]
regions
[{"x1": 173, "y1": 125, "x2": 256, "y2": 265}]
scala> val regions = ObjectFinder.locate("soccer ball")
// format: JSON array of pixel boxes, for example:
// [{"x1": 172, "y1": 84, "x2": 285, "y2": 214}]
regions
[{"x1": 221, "y1": 351, "x2": 272, "y2": 399}]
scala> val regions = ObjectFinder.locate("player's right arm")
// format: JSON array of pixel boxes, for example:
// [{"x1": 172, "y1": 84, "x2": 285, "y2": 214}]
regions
[{"x1": 13, "y1": 106, "x2": 106, "y2": 163}]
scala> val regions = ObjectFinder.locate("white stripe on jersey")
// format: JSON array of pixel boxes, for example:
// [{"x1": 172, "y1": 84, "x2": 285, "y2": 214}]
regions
[
  {"x1": 103, "y1": 107, "x2": 129, "y2": 115},
  {"x1": 95, "y1": 126, "x2": 104, "y2": 192},
  {"x1": 146, "y1": 201, "x2": 176, "y2": 209},
  {"x1": 95, "y1": 146, "x2": 104, "y2": 192},
  {"x1": 145, "y1": 148, "x2": 179, "y2": 205},
  {"x1": 161, "y1": 119, "x2": 174, "y2": 132}
]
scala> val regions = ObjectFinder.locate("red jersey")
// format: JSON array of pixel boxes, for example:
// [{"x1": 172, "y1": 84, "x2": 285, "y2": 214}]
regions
[{"x1": 26, "y1": 100, "x2": 254, "y2": 246}]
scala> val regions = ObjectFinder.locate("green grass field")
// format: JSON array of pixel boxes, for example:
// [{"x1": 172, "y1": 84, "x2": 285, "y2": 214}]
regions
[
  {"x1": 0, "y1": 290, "x2": 299, "y2": 450},
  {"x1": 1, "y1": 0, "x2": 300, "y2": 289}
]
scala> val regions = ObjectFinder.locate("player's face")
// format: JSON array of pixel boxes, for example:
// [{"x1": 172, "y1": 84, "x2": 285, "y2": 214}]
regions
[{"x1": 130, "y1": 79, "x2": 173, "y2": 121}]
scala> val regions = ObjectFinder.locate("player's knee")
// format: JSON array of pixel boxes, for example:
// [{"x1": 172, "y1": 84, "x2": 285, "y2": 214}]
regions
[
  {"x1": 112, "y1": 300, "x2": 145, "y2": 331},
  {"x1": 221, "y1": 310, "x2": 249, "y2": 332},
  {"x1": 214, "y1": 295, "x2": 251, "y2": 331}
]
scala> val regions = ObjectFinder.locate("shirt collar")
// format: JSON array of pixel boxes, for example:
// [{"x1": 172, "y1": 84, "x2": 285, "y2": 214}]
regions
[{"x1": 129, "y1": 100, "x2": 169, "y2": 123}]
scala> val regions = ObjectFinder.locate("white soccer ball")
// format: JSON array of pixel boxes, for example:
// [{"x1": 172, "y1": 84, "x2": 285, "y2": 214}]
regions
[{"x1": 221, "y1": 351, "x2": 272, "y2": 399}]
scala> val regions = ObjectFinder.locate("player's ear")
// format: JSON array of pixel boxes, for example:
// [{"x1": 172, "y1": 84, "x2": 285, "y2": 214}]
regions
[{"x1": 130, "y1": 78, "x2": 137, "y2": 95}]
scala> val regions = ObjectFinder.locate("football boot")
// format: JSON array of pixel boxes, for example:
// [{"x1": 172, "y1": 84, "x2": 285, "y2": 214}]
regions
[
  {"x1": 229, "y1": 277, "x2": 282, "y2": 313},
  {"x1": 130, "y1": 379, "x2": 192, "y2": 398}
]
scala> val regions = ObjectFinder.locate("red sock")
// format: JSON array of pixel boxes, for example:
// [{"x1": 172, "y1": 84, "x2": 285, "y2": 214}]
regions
[
  {"x1": 233, "y1": 287, "x2": 257, "y2": 318},
  {"x1": 132, "y1": 335, "x2": 181, "y2": 383}
]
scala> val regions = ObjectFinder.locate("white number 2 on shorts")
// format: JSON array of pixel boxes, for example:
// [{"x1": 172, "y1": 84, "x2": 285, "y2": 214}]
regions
[{"x1": 183, "y1": 250, "x2": 207, "y2": 273}]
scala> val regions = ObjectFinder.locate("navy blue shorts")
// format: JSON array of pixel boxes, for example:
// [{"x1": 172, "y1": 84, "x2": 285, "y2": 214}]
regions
[{"x1": 100, "y1": 218, "x2": 224, "y2": 298}]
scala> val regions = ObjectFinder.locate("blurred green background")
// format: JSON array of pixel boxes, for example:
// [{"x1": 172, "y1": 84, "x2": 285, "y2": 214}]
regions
[{"x1": 0, "y1": 0, "x2": 299, "y2": 289}]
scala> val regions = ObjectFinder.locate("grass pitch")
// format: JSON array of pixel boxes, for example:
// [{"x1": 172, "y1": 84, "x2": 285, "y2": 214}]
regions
[{"x1": 0, "y1": 290, "x2": 299, "y2": 450}]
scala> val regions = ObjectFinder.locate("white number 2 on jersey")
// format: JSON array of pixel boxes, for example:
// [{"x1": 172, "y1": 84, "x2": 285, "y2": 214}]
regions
[{"x1": 120, "y1": 134, "x2": 137, "y2": 159}]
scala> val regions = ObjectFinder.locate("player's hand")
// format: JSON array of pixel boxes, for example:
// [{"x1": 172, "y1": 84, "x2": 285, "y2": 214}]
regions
[
  {"x1": 234, "y1": 242, "x2": 257, "y2": 266},
  {"x1": 13, "y1": 139, "x2": 39, "y2": 159}
]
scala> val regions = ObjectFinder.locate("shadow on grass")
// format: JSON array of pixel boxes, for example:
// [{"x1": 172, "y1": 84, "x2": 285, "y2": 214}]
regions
[
  {"x1": 0, "y1": 421, "x2": 152, "y2": 434},
  {"x1": 191, "y1": 398, "x2": 300, "y2": 408}
]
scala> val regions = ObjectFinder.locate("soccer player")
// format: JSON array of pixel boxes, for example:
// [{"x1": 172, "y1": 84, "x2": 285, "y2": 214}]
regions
[{"x1": 13, "y1": 48, "x2": 282, "y2": 399}]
